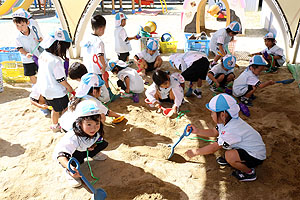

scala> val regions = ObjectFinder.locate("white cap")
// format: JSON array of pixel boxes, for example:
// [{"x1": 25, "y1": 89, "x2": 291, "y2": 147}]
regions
[
  {"x1": 227, "y1": 21, "x2": 241, "y2": 33},
  {"x1": 40, "y1": 28, "x2": 72, "y2": 49},
  {"x1": 249, "y1": 55, "x2": 268, "y2": 66},
  {"x1": 75, "y1": 100, "x2": 100, "y2": 119},
  {"x1": 76, "y1": 73, "x2": 105, "y2": 98},
  {"x1": 147, "y1": 38, "x2": 159, "y2": 51},
  {"x1": 222, "y1": 55, "x2": 236, "y2": 70},
  {"x1": 12, "y1": 8, "x2": 31, "y2": 19},
  {"x1": 107, "y1": 59, "x2": 128, "y2": 71},
  {"x1": 206, "y1": 93, "x2": 240, "y2": 119},
  {"x1": 115, "y1": 12, "x2": 128, "y2": 27},
  {"x1": 263, "y1": 32, "x2": 276, "y2": 39}
]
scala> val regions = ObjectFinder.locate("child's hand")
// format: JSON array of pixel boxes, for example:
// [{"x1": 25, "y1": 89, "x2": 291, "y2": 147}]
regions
[
  {"x1": 125, "y1": 88, "x2": 130, "y2": 93},
  {"x1": 187, "y1": 124, "x2": 197, "y2": 134},
  {"x1": 26, "y1": 53, "x2": 32, "y2": 58},
  {"x1": 41, "y1": 104, "x2": 49, "y2": 109},
  {"x1": 69, "y1": 168, "x2": 81, "y2": 178},
  {"x1": 88, "y1": 143, "x2": 97, "y2": 151},
  {"x1": 185, "y1": 149, "x2": 198, "y2": 158},
  {"x1": 269, "y1": 80, "x2": 275, "y2": 85},
  {"x1": 214, "y1": 82, "x2": 220, "y2": 88},
  {"x1": 38, "y1": 37, "x2": 43, "y2": 42}
]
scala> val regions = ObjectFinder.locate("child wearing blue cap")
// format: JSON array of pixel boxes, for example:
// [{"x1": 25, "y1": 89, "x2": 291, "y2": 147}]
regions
[
  {"x1": 185, "y1": 93, "x2": 266, "y2": 182},
  {"x1": 207, "y1": 55, "x2": 236, "y2": 92},
  {"x1": 134, "y1": 38, "x2": 162, "y2": 76},
  {"x1": 114, "y1": 12, "x2": 139, "y2": 62},
  {"x1": 250, "y1": 32, "x2": 285, "y2": 72},
  {"x1": 53, "y1": 100, "x2": 108, "y2": 187},
  {"x1": 233, "y1": 55, "x2": 275, "y2": 106},
  {"x1": 37, "y1": 28, "x2": 75, "y2": 132},
  {"x1": 210, "y1": 21, "x2": 241, "y2": 66}
]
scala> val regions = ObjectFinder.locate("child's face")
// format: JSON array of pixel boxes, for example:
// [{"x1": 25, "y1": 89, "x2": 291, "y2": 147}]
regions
[
  {"x1": 121, "y1": 19, "x2": 126, "y2": 27},
  {"x1": 250, "y1": 65, "x2": 265, "y2": 75},
  {"x1": 81, "y1": 119, "x2": 101, "y2": 137},
  {"x1": 96, "y1": 26, "x2": 106, "y2": 36},
  {"x1": 264, "y1": 39, "x2": 274, "y2": 48},
  {"x1": 92, "y1": 88, "x2": 101, "y2": 98},
  {"x1": 147, "y1": 49, "x2": 156, "y2": 56},
  {"x1": 210, "y1": 111, "x2": 218, "y2": 124},
  {"x1": 228, "y1": 32, "x2": 237, "y2": 37},
  {"x1": 160, "y1": 80, "x2": 170, "y2": 88},
  {"x1": 15, "y1": 21, "x2": 29, "y2": 35}
]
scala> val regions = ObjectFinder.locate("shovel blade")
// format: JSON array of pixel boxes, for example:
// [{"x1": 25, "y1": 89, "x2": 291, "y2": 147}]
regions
[{"x1": 94, "y1": 188, "x2": 107, "y2": 200}]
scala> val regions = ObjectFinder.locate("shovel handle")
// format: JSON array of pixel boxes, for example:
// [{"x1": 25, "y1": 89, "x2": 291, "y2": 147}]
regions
[{"x1": 68, "y1": 157, "x2": 80, "y2": 174}]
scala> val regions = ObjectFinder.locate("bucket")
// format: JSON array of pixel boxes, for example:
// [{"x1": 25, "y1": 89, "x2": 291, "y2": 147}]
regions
[
  {"x1": 208, "y1": 4, "x2": 220, "y2": 16},
  {"x1": 144, "y1": 21, "x2": 157, "y2": 33},
  {"x1": 161, "y1": 33, "x2": 172, "y2": 42}
]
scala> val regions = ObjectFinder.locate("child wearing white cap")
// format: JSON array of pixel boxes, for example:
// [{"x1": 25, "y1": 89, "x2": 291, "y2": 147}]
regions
[
  {"x1": 207, "y1": 55, "x2": 236, "y2": 92},
  {"x1": 250, "y1": 32, "x2": 285, "y2": 72},
  {"x1": 185, "y1": 93, "x2": 266, "y2": 182},
  {"x1": 114, "y1": 12, "x2": 139, "y2": 62},
  {"x1": 145, "y1": 70, "x2": 184, "y2": 117},
  {"x1": 134, "y1": 38, "x2": 162, "y2": 76},
  {"x1": 12, "y1": 9, "x2": 42, "y2": 84},
  {"x1": 37, "y1": 28, "x2": 75, "y2": 132},
  {"x1": 233, "y1": 55, "x2": 275, "y2": 106},
  {"x1": 169, "y1": 51, "x2": 210, "y2": 98},
  {"x1": 108, "y1": 60, "x2": 144, "y2": 101},
  {"x1": 53, "y1": 100, "x2": 109, "y2": 187},
  {"x1": 210, "y1": 21, "x2": 241, "y2": 66}
]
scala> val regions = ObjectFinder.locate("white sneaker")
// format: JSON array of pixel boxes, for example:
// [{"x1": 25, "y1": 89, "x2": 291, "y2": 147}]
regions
[
  {"x1": 193, "y1": 90, "x2": 202, "y2": 98},
  {"x1": 64, "y1": 169, "x2": 82, "y2": 188},
  {"x1": 92, "y1": 152, "x2": 108, "y2": 161}
]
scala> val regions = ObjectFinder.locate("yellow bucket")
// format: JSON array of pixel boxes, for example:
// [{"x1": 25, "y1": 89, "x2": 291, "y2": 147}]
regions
[
  {"x1": 144, "y1": 21, "x2": 157, "y2": 33},
  {"x1": 208, "y1": 5, "x2": 220, "y2": 16}
]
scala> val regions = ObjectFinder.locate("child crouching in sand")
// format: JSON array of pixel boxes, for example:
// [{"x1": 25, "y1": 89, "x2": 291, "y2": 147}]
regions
[{"x1": 185, "y1": 93, "x2": 266, "y2": 182}]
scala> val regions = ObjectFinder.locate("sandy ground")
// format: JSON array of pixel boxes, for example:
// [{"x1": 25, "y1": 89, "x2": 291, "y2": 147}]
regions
[{"x1": 1, "y1": 5, "x2": 300, "y2": 200}]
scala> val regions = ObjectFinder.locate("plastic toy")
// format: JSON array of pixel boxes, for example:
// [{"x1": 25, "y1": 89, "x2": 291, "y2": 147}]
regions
[
  {"x1": 144, "y1": 21, "x2": 157, "y2": 33},
  {"x1": 161, "y1": 33, "x2": 172, "y2": 42},
  {"x1": 239, "y1": 102, "x2": 250, "y2": 117},
  {"x1": 112, "y1": 116, "x2": 125, "y2": 124},
  {"x1": 93, "y1": 54, "x2": 109, "y2": 82},
  {"x1": 276, "y1": 79, "x2": 295, "y2": 84}
]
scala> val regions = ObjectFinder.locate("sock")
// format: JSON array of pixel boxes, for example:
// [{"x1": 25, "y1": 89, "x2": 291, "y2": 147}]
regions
[
  {"x1": 196, "y1": 87, "x2": 201, "y2": 92},
  {"x1": 246, "y1": 169, "x2": 254, "y2": 174}
]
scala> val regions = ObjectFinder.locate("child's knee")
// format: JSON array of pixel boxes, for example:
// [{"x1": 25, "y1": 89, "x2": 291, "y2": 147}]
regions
[{"x1": 225, "y1": 150, "x2": 240, "y2": 163}]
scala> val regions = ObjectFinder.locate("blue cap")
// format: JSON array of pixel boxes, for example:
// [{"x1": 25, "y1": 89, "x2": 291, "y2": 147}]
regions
[
  {"x1": 147, "y1": 38, "x2": 159, "y2": 51},
  {"x1": 249, "y1": 55, "x2": 268, "y2": 66},
  {"x1": 227, "y1": 21, "x2": 241, "y2": 33},
  {"x1": 75, "y1": 100, "x2": 100, "y2": 118},
  {"x1": 108, "y1": 60, "x2": 127, "y2": 71},
  {"x1": 76, "y1": 73, "x2": 105, "y2": 98},
  {"x1": 222, "y1": 55, "x2": 236, "y2": 70},
  {"x1": 264, "y1": 32, "x2": 276, "y2": 39}
]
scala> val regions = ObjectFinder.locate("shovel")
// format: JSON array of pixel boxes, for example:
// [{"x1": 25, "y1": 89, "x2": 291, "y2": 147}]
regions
[
  {"x1": 68, "y1": 157, "x2": 107, "y2": 200},
  {"x1": 167, "y1": 124, "x2": 193, "y2": 160},
  {"x1": 275, "y1": 79, "x2": 295, "y2": 84}
]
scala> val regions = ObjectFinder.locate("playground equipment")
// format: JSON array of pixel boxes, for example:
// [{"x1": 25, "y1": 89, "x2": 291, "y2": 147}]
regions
[
  {"x1": 0, "y1": 0, "x2": 34, "y2": 16},
  {"x1": 112, "y1": 0, "x2": 142, "y2": 14}
]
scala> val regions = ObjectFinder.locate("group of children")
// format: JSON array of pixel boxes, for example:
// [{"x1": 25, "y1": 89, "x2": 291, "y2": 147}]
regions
[{"x1": 12, "y1": 8, "x2": 286, "y2": 187}]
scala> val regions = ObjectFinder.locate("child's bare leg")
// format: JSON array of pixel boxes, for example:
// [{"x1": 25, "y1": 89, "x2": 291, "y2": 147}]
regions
[
  {"x1": 29, "y1": 75, "x2": 37, "y2": 84},
  {"x1": 169, "y1": 89, "x2": 175, "y2": 101},
  {"x1": 51, "y1": 110, "x2": 60, "y2": 125},
  {"x1": 225, "y1": 150, "x2": 251, "y2": 173},
  {"x1": 197, "y1": 79, "x2": 202, "y2": 87},
  {"x1": 216, "y1": 74, "x2": 225, "y2": 84},
  {"x1": 244, "y1": 86, "x2": 257, "y2": 98},
  {"x1": 213, "y1": 55, "x2": 221, "y2": 63},
  {"x1": 108, "y1": 110, "x2": 120, "y2": 118},
  {"x1": 154, "y1": 56, "x2": 163, "y2": 68},
  {"x1": 227, "y1": 74, "x2": 235, "y2": 82}
]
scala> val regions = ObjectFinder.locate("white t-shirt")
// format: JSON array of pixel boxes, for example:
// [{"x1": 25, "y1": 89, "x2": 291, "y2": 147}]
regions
[
  {"x1": 53, "y1": 130, "x2": 101, "y2": 161},
  {"x1": 81, "y1": 34, "x2": 108, "y2": 74},
  {"x1": 261, "y1": 44, "x2": 285, "y2": 66},
  {"x1": 145, "y1": 73, "x2": 184, "y2": 107},
  {"x1": 173, "y1": 52, "x2": 207, "y2": 72},
  {"x1": 217, "y1": 118, "x2": 266, "y2": 160},
  {"x1": 29, "y1": 84, "x2": 41, "y2": 101},
  {"x1": 206, "y1": 63, "x2": 234, "y2": 84},
  {"x1": 209, "y1": 28, "x2": 232, "y2": 54},
  {"x1": 59, "y1": 95, "x2": 108, "y2": 132},
  {"x1": 15, "y1": 27, "x2": 40, "y2": 64},
  {"x1": 117, "y1": 67, "x2": 144, "y2": 93},
  {"x1": 29, "y1": 18, "x2": 43, "y2": 39},
  {"x1": 232, "y1": 67, "x2": 260, "y2": 97},
  {"x1": 137, "y1": 49, "x2": 160, "y2": 63},
  {"x1": 114, "y1": 26, "x2": 132, "y2": 53},
  {"x1": 36, "y1": 51, "x2": 67, "y2": 99}
]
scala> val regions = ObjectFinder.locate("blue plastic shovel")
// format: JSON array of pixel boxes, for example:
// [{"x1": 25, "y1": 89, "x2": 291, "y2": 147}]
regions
[
  {"x1": 68, "y1": 157, "x2": 107, "y2": 200},
  {"x1": 168, "y1": 124, "x2": 193, "y2": 160},
  {"x1": 276, "y1": 79, "x2": 295, "y2": 84},
  {"x1": 32, "y1": 26, "x2": 39, "y2": 40}
]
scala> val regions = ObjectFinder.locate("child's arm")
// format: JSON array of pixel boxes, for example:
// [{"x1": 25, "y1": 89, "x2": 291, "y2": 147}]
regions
[
  {"x1": 257, "y1": 80, "x2": 275, "y2": 88},
  {"x1": 124, "y1": 76, "x2": 130, "y2": 93},
  {"x1": 18, "y1": 47, "x2": 32, "y2": 58},
  {"x1": 59, "y1": 80, "x2": 75, "y2": 95},
  {"x1": 30, "y1": 98, "x2": 49, "y2": 109},
  {"x1": 185, "y1": 142, "x2": 222, "y2": 158},
  {"x1": 217, "y1": 44, "x2": 226, "y2": 56},
  {"x1": 249, "y1": 52, "x2": 262, "y2": 57},
  {"x1": 98, "y1": 55, "x2": 106, "y2": 74},
  {"x1": 126, "y1": 36, "x2": 138, "y2": 41},
  {"x1": 207, "y1": 72, "x2": 220, "y2": 88},
  {"x1": 187, "y1": 124, "x2": 219, "y2": 137},
  {"x1": 57, "y1": 156, "x2": 81, "y2": 178}
]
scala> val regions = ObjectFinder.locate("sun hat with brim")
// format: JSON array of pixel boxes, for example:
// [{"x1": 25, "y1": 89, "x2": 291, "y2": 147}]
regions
[
  {"x1": 76, "y1": 73, "x2": 105, "y2": 98},
  {"x1": 249, "y1": 55, "x2": 268, "y2": 66},
  {"x1": 227, "y1": 21, "x2": 241, "y2": 33},
  {"x1": 108, "y1": 59, "x2": 128, "y2": 71},
  {"x1": 222, "y1": 55, "x2": 236, "y2": 70},
  {"x1": 75, "y1": 100, "x2": 101, "y2": 119},
  {"x1": 147, "y1": 38, "x2": 159, "y2": 51},
  {"x1": 12, "y1": 8, "x2": 31, "y2": 19},
  {"x1": 206, "y1": 93, "x2": 240, "y2": 119},
  {"x1": 40, "y1": 28, "x2": 72, "y2": 49},
  {"x1": 115, "y1": 12, "x2": 128, "y2": 27},
  {"x1": 263, "y1": 32, "x2": 276, "y2": 39}
]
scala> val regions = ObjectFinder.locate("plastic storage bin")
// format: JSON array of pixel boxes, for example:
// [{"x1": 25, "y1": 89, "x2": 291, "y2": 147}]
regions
[
  {"x1": 159, "y1": 41, "x2": 178, "y2": 53},
  {"x1": 184, "y1": 33, "x2": 210, "y2": 56},
  {"x1": 0, "y1": 47, "x2": 21, "y2": 62},
  {"x1": 1, "y1": 61, "x2": 29, "y2": 83}
]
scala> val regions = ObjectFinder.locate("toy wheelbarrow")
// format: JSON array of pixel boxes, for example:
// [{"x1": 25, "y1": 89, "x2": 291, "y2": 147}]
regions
[
  {"x1": 167, "y1": 124, "x2": 193, "y2": 160},
  {"x1": 68, "y1": 157, "x2": 107, "y2": 200}
]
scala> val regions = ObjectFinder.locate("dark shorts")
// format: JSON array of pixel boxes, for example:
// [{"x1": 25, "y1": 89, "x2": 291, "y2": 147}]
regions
[
  {"x1": 45, "y1": 95, "x2": 69, "y2": 112},
  {"x1": 215, "y1": 72, "x2": 235, "y2": 87},
  {"x1": 118, "y1": 52, "x2": 130, "y2": 62},
  {"x1": 23, "y1": 62, "x2": 38, "y2": 76},
  {"x1": 146, "y1": 61, "x2": 156, "y2": 72},
  {"x1": 181, "y1": 57, "x2": 209, "y2": 82},
  {"x1": 159, "y1": 96, "x2": 174, "y2": 103},
  {"x1": 236, "y1": 148, "x2": 264, "y2": 168}
]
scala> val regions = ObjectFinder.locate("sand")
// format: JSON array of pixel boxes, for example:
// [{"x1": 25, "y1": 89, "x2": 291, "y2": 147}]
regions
[{"x1": 1, "y1": 5, "x2": 300, "y2": 200}]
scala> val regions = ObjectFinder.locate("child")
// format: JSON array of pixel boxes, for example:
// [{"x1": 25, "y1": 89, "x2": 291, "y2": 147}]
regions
[
  {"x1": 37, "y1": 28, "x2": 75, "y2": 132},
  {"x1": 114, "y1": 12, "x2": 139, "y2": 62},
  {"x1": 81, "y1": 15, "x2": 116, "y2": 99},
  {"x1": 207, "y1": 55, "x2": 236, "y2": 91},
  {"x1": 108, "y1": 60, "x2": 144, "y2": 101},
  {"x1": 53, "y1": 100, "x2": 108, "y2": 187},
  {"x1": 169, "y1": 51, "x2": 210, "y2": 98},
  {"x1": 29, "y1": 84, "x2": 51, "y2": 116},
  {"x1": 209, "y1": 21, "x2": 241, "y2": 66},
  {"x1": 145, "y1": 70, "x2": 184, "y2": 117},
  {"x1": 185, "y1": 93, "x2": 266, "y2": 182},
  {"x1": 250, "y1": 32, "x2": 285, "y2": 72},
  {"x1": 13, "y1": 9, "x2": 42, "y2": 84},
  {"x1": 134, "y1": 38, "x2": 162, "y2": 76},
  {"x1": 233, "y1": 55, "x2": 275, "y2": 106},
  {"x1": 69, "y1": 62, "x2": 110, "y2": 103},
  {"x1": 60, "y1": 73, "x2": 124, "y2": 132}
]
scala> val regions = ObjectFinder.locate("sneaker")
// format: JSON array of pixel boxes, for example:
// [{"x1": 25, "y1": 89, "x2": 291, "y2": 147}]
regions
[
  {"x1": 250, "y1": 94, "x2": 256, "y2": 100},
  {"x1": 216, "y1": 156, "x2": 229, "y2": 166},
  {"x1": 231, "y1": 169, "x2": 257, "y2": 182},
  {"x1": 240, "y1": 97, "x2": 253, "y2": 107},
  {"x1": 210, "y1": 85, "x2": 218, "y2": 93},
  {"x1": 193, "y1": 90, "x2": 202, "y2": 98},
  {"x1": 120, "y1": 92, "x2": 133, "y2": 98},
  {"x1": 64, "y1": 169, "x2": 82, "y2": 187},
  {"x1": 50, "y1": 124, "x2": 61, "y2": 133},
  {"x1": 132, "y1": 93, "x2": 139, "y2": 103},
  {"x1": 92, "y1": 152, "x2": 108, "y2": 161},
  {"x1": 185, "y1": 87, "x2": 193, "y2": 97}
]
